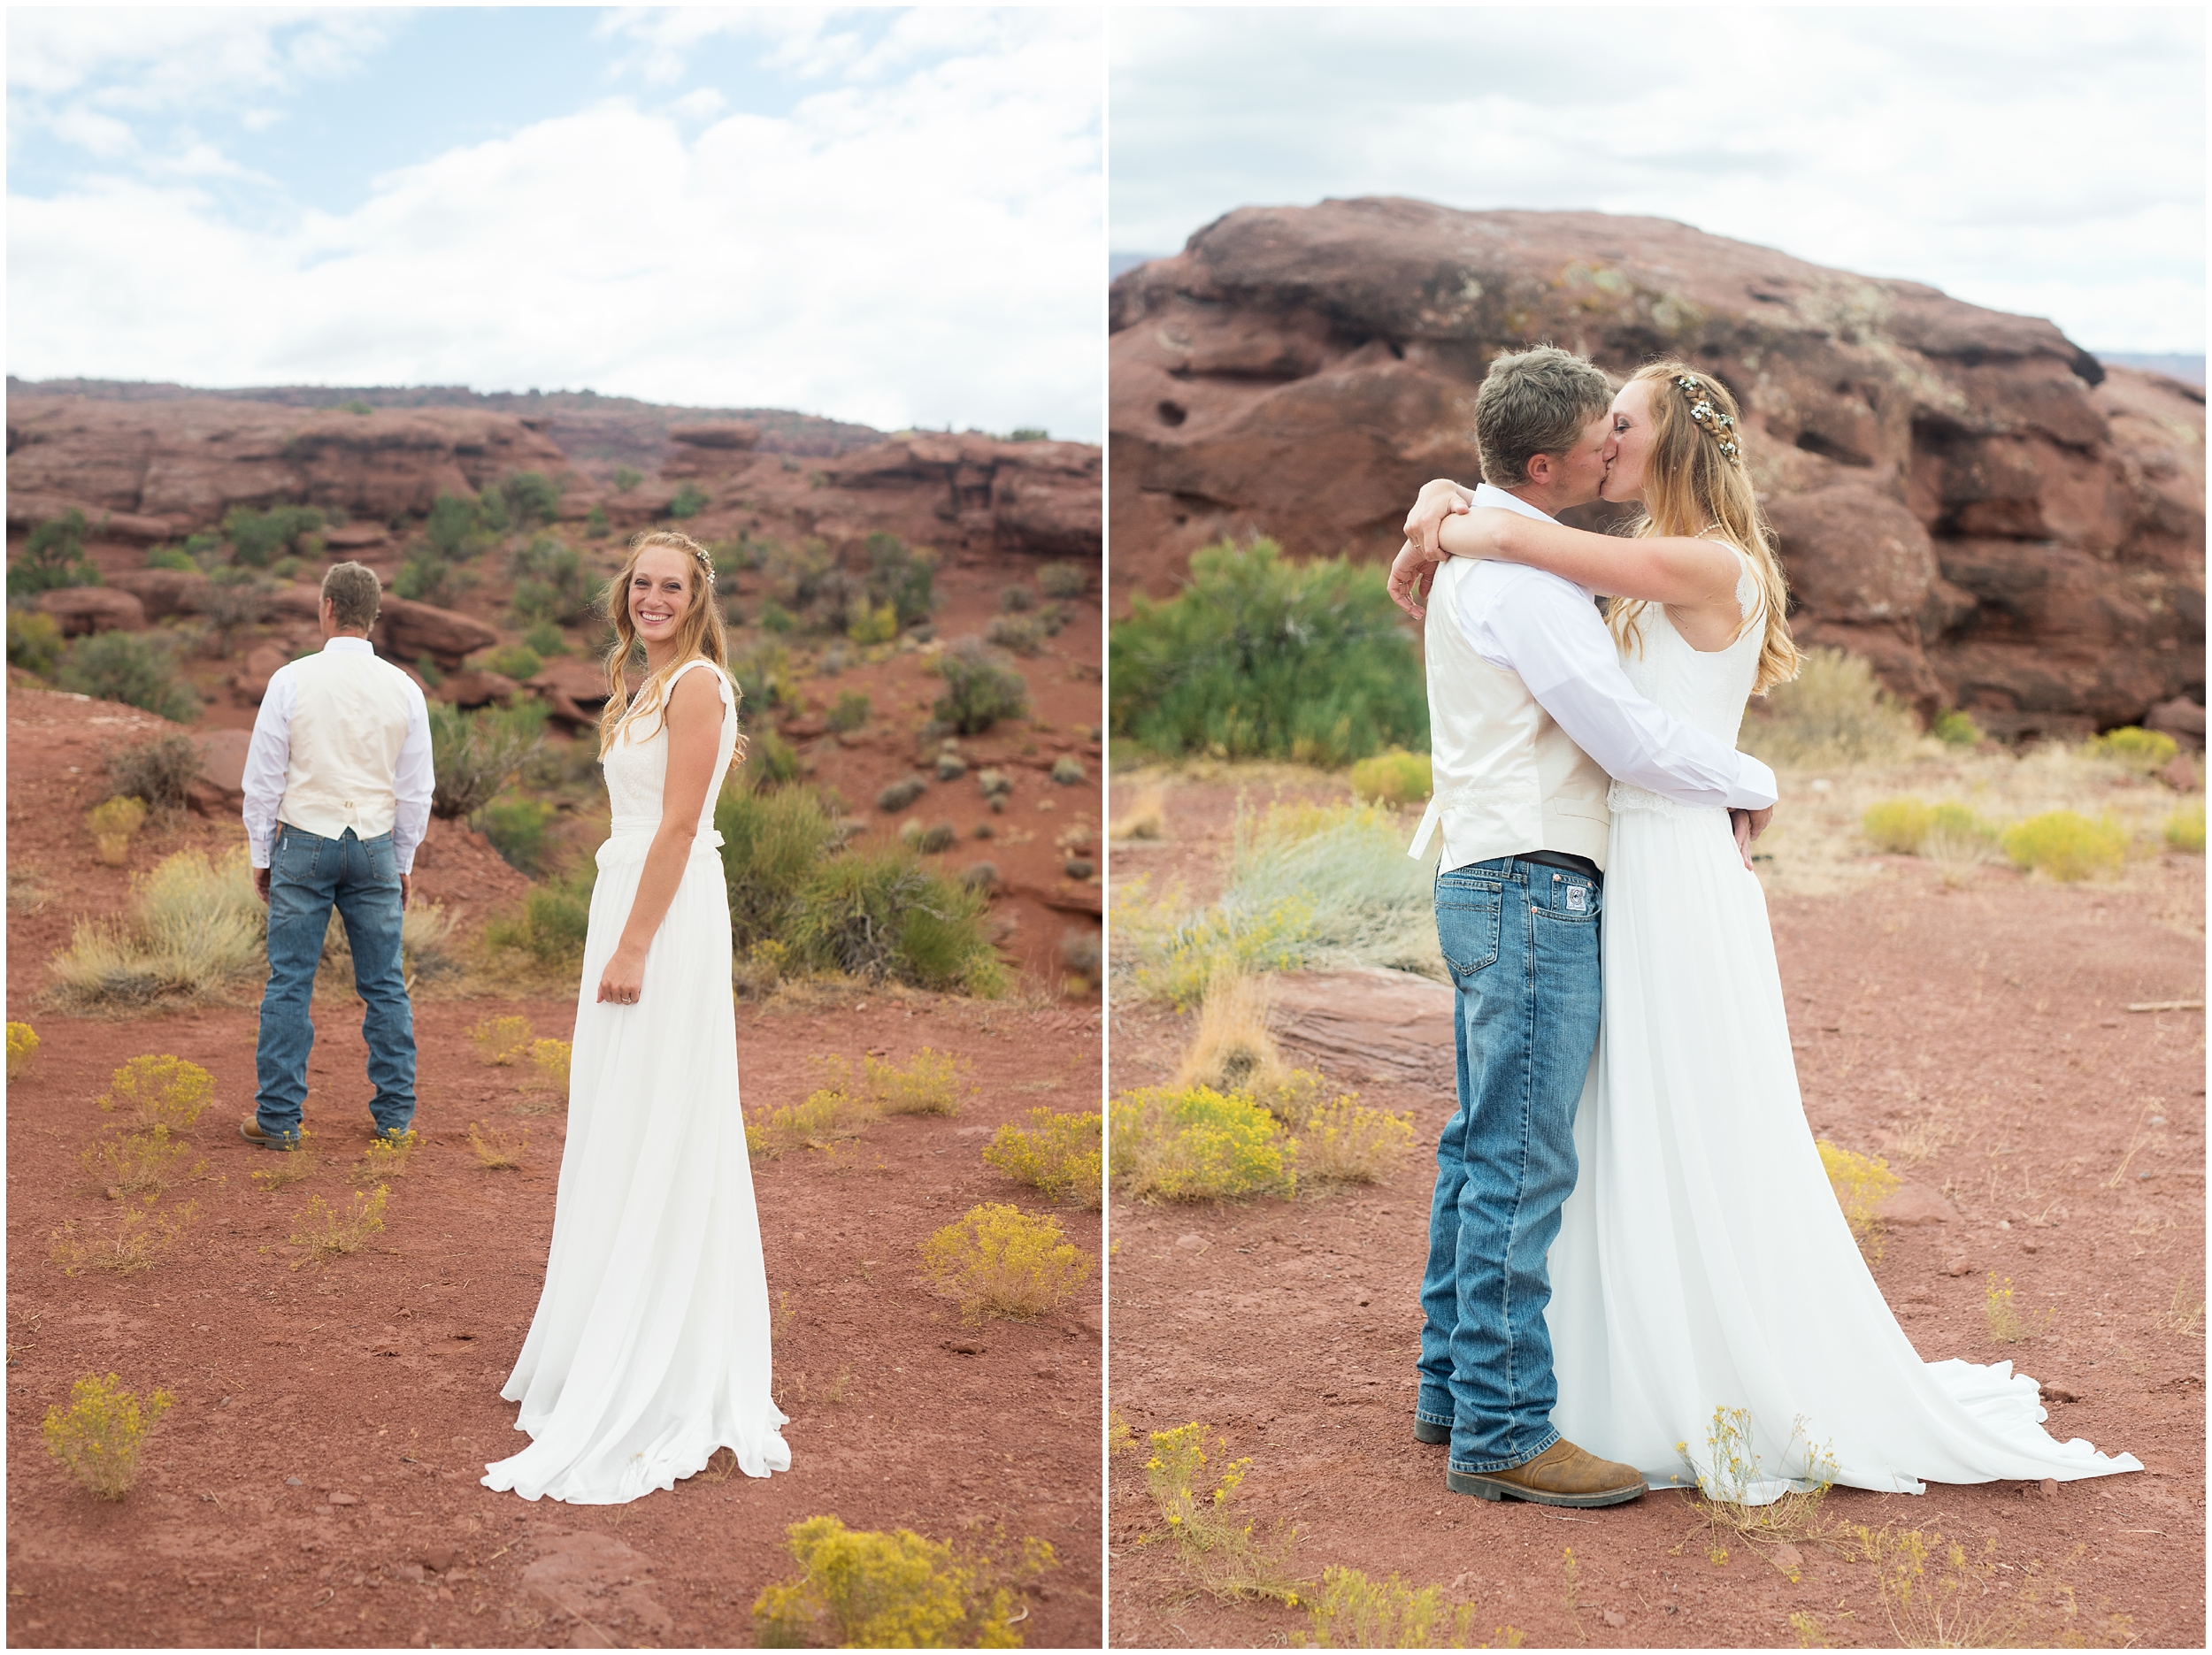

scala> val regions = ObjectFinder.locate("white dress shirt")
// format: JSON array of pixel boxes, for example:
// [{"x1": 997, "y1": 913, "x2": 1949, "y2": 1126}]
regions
[
  {"x1": 1451, "y1": 485, "x2": 1778, "y2": 814},
  {"x1": 242, "y1": 637, "x2": 434, "y2": 872}
]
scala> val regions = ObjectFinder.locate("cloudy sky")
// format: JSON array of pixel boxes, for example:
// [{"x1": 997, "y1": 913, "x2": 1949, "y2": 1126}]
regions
[
  {"x1": 1110, "y1": 6, "x2": 2204, "y2": 353},
  {"x1": 9, "y1": 7, "x2": 1103, "y2": 438}
]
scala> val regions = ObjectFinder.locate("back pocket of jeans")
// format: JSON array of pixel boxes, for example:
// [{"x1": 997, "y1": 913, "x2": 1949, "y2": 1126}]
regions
[{"x1": 1434, "y1": 882, "x2": 1502, "y2": 976}]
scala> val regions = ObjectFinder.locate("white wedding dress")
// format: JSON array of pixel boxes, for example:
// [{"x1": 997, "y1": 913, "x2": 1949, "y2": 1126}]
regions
[
  {"x1": 483, "y1": 657, "x2": 791, "y2": 1504},
  {"x1": 1545, "y1": 555, "x2": 2140, "y2": 1501}
]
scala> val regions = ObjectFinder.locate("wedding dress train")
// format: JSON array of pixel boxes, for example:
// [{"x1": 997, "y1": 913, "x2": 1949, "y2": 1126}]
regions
[
  {"x1": 483, "y1": 657, "x2": 791, "y2": 1504},
  {"x1": 1546, "y1": 557, "x2": 2140, "y2": 1501}
]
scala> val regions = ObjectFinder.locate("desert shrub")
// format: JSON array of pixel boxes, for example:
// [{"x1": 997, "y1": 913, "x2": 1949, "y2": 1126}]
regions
[
  {"x1": 510, "y1": 534, "x2": 598, "y2": 628},
  {"x1": 826, "y1": 689, "x2": 872, "y2": 733},
  {"x1": 50, "y1": 1201, "x2": 196, "y2": 1275},
  {"x1": 986, "y1": 613, "x2": 1044, "y2": 655},
  {"x1": 716, "y1": 780, "x2": 843, "y2": 951},
  {"x1": 482, "y1": 863, "x2": 594, "y2": 967},
  {"x1": 42, "y1": 1373, "x2": 175, "y2": 1501},
  {"x1": 522, "y1": 620, "x2": 567, "y2": 656},
  {"x1": 478, "y1": 794, "x2": 557, "y2": 875},
  {"x1": 746, "y1": 723, "x2": 802, "y2": 788},
  {"x1": 317, "y1": 893, "x2": 458, "y2": 988},
  {"x1": 1001, "y1": 584, "x2": 1037, "y2": 615},
  {"x1": 902, "y1": 820, "x2": 957, "y2": 854},
  {"x1": 143, "y1": 544, "x2": 197, "y2": 571},
  {"x1": 12, "y1": 508, "x2": 103, "y2": 597},
  {"x1": 791, "y1": 850, "x2": 1006, "y2": 996},
  {"x1": 848, "y1": 601, "x2": 898, "y2": 645},
  {"x1": 7, "y1": 1022, "x2": 40, "y2": 1080},
  {"x1": 2001, "y1": 810, "x2": 2125, "y2": 881},
  {"x1": 1679, "y1": 1406, "x2": 1844, "y2": 1579},
  {"x1": 933, "y1": 639, "x2": 1030, "y2": 734},
  {"x1": 666, "y1": 483, "x2": 709, "y2": 519},
  {"x1": 222, "y1": 503, "x2": 325, "y2": 568},
  {"x1": 1348, "y1": 749, "x2": 1432, "y2": 807},
  {"x1": 288, "y1": 1184, "x2": 388, "y2": 1266},
  {"x1": 1817, "y1": 1140, "x2": 1898, "y2": 1260},
  {"x1": 612, "y1": 465, "x2": 643, "y2": 493},
  {"x1": 1931, "y1": 709, "x2": 1985, "y2": 747},
  {"x1": 863, "y1": 533, "x2": 936, "y2": 626},
  {"x1": 746, "y1": 1068, "x2": 875, "y2": 1160},
  {"x1": 98, "y1": 1054, "x2": 213, "y2": 1131},
  {"x1": 102, "y1": 733, "x2": 203, "y2": 813},
  {"x1": 470, "y1": 1015, "x2": 536, "y2": 1066},
  {"x1": 58, "y1": 632, "x2": 198, "y2": 724},
  {"x1": 87, "y1": 796, "x2": 149, "y2": 865},
  {"x1": 1037, "y1": 562, "x2": 1088, "y2": 601},
  {"x1": 864, "y1": 1047, "x2": 967, "y2": 1115},
  {"x1": 982, "y1": 1108, "x2": 1102, "y2": 1207},
  {"x1": 758, "y1": 537, "x2": 864, "y2": 632},
  {"x1": 503, "y1": 470, "x2": 562, "y2": 525},
  {"x1": 48, "y1": 847, "x2": 265, "y2": 1011},
  {"x1": 8, "y1": 609, "x2": 64, "y2": 675},
  {"x1": 423, "y1": 491, "x2": 490, "y2": 559},
  {"x1": 1295, "y1": 1095, "x2": 1417, "y2": 1188},
  {"x1": 1306, "y1": 1566, "x2": 1498, "y2": 1648},
  {"x1": 81, "y1": 1122, "x2": 203, "y2": 1199},
  {"x1": 531, "y1": 1038, "x2": 572, "y2": 1091},
  {"x1": 355, "y1": 1129, "x2": 418, "y2": 1184},
  {"x1": 1740, "y1": 647, "x2": 1917, "y2": 769},
  {"x1": 198, "y1": 571, "x2": 274, "y2": 650},
  {"x1": 918, "y1": 1202, "x2": 1091, "y2": 1322},
  {"x1": 878, "y1": 777, "x2": 928, "y2": 812},
  {"x1": 429, "y1": 700, "x2": 547, "y2": 818},
  {"x1": 2093, "y1": 725, "x2": 2178, "y2": 770},
  {"x1": 465, "y1": 1122, "x2": 527, "y2": 1169},
  {"x1": 1861, "y1": 797, "x2": 1997, "y2": 858},
  {"x1": 1111, "y1": 538, "x2": 1426, "y2": 765},
  {"x1": 1141, "y1": 1421, "x2": 1304, "y2": 1603},
  {"x1": 1111, "y1": 1085, "x2": 1297, "y2": 1202},
  {"x1": 729, "y1": 640, "x2": 798, "y2": 709},
  {"x1": 2165, "y1": 800, "x2": 2206, "y2": 853},
  {"x1": 483, "y1": 644, "x2": 542, "y2": 682},
  {"x1": 1050, "y1": 755, "x2": 1086, "y2": 785},
  {"x1": 750, "y1": 1514, "x2": 1049, "y2": 1649}
]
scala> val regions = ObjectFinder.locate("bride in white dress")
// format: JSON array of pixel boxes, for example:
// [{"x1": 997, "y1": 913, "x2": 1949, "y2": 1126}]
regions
[
  {"x1": 483, "y1": 530, "x2": 791, "y2": 1505},
  {"x1": 1431, "y1": 361, "x2": 2139, "y2": 1502}
]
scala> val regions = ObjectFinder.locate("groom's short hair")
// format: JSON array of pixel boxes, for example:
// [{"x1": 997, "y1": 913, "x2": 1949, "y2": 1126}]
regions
[
  {"x1": 1474, "y1": 346, "x2": 1615, "y2": 487},
  {"x1": 321, "y1": 562, "x2": 384, "y2": 632}
]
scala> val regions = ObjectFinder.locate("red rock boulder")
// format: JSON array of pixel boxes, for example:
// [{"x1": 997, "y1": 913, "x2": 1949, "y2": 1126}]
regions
[
  {"x1": 37, "y1": 586, "x2": 146, "y2": 635},
  {"x1": 371, "y1": 595, "x2": 499, "y2": 671}
]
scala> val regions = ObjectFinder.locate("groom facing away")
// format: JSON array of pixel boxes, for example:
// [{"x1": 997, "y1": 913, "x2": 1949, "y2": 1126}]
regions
[
  {"x1": 1392, "y1": 346, "x2": 1778, "y2": 1506},
  {"x1": 238, "y1": 561, "x2": 433, "y2": 1152}
]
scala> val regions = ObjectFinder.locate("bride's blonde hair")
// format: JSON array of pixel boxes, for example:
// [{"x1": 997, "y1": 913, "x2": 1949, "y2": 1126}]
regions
[
  {"x1": 1608, "y1": 360, "x2": 1801, "y2": 694},
  {"x1": 596, "y1": 530, "x2": 744, "y2": 759}
]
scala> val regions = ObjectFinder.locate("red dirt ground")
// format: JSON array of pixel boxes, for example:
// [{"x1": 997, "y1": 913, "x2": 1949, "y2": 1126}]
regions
[
  {"x1": 4, "y1": 694, "x2": 1103, "y2": 1649},
  {"x1": 1106, "y1": 776, "x2": 2207, "y2": 1649}
]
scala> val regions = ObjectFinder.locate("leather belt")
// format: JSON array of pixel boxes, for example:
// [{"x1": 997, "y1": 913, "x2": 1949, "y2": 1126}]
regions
[{"x1": 1520, "y1": 850, "x2": 1603, "y2": 884}]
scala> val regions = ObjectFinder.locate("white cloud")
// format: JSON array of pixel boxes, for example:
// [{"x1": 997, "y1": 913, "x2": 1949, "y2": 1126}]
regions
[
  {"x1": 10, "y1": 16, "x2": 1105, "y2": 438},
  {"x1": 1110, "y1": 6, "x2": 2205, "y2": 350}
]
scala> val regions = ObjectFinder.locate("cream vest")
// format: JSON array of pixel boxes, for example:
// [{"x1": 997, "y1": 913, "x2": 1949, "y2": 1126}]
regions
[
  {"x1": 278, "y1": 647, "x2": 419, "y2": 842},
  {"x1": 1408, "y1": 555, "x2": 1612, "y2": 872}
]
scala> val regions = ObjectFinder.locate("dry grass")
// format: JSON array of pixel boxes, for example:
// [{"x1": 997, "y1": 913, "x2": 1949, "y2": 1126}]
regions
[
  {"x1": 1136, "y1": 1421, "x2": 1305, "y2": 1605},
  {"x1": 1817, "y1": 1140, "x2": 1900, "y2": 1260},
  {"x1": 1304, "y1": 1565, "x2": 1522, "y2": 1648},
  {"x1": 864, "y1": 1046, "x2": 967, "y2": 1115},
  {"x1": 86, "y1": 795, "x2": 148, "y2": 866},
  {"x1": 469, "y1": 1015, "x2": 534, "y2": 1066},
  {"x1": 288, "y1": 1185, "x2": 388, "y2": 1268},
  {"x1": 2154, "y1": 1277, "x2": 2203, "y2": 1338},
  {"x1": 1174, "y1": 969, "x2": 1291, "y2": 1096},
  {"x1": 746, "y1": 1070, "x2": 876, "y2": 1160},
  {"x1": 50, "y1": 1200, "x2": 196, "y2": 1276},
  {"x1": 1677, "y1": 1407, "x2": 1847, "y2": 1577},
  {"x1": 465, "y1": 1122, "x2": 528, "y2": 1169},
  {"x1": 81, "y1": 1124, "x2": 204, "y2": 1199},
  {"x1": 918, "y1": 1202, "x2": 1092, "y2": 1322},
  {"x1": 1842, "y1": 1523, "x2": 2116, "y2": 1648},
  {"x1": 250, "y1": 1153, "x2": 318, "y2": 1193},
  {"x1": 47, "y1": 848, "x2": 265, "y2": 1012},
  {"x1": 353, "y1": 1128, "x2": 419, "y2": 1184},
  {"x1": 1112, "y1": 784, "x2": 1168, "y2": 841}
]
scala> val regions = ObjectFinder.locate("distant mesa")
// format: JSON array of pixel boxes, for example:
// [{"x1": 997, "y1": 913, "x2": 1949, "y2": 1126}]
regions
[{"x1": 1110, "y1": 199, "x2": 2204, "y2": 738}]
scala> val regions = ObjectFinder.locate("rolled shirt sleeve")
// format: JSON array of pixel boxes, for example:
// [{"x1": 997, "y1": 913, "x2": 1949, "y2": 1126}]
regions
[
  {"x1": 241, "y1": 668, "x2": 298, "y2": 870},
  {"x1": 390, "y1": 686, "x2": 434, "y2": 875},
  {"x1": 1461, "y1": 565, "x2": 1778, "y2": 811}
]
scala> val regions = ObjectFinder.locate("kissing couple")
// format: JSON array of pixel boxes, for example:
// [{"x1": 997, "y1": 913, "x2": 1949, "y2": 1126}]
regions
[
  {"x1": 241, "y1": 539, "x2": 790, "y2": 1506},
  {"x1": 1386, "y1": 346, "x2": 2140, "y2": 1507}
]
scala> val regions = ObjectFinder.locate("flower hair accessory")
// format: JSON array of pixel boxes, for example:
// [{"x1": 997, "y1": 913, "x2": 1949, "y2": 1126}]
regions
[{"x1": 1672, "y1": 374, "x2": 1742, "y2": 464}]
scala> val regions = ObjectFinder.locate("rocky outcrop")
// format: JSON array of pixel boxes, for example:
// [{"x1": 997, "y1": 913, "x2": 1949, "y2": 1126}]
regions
[
  {"x1": 5, "y1": 398, "x2": 577, "y2": 533},
  {"x1": 668, "y1": 422, "x2": 761, "y2": 450},
  {"x1": 1110, "y1": 200, "x2": 2204, "y2": 733},
  {"x1": 36, "y1": 587, "x2": 145, "y2": 635},
  {"x1": 371, "y1": 594, "x2": 499, "y2": 671}
]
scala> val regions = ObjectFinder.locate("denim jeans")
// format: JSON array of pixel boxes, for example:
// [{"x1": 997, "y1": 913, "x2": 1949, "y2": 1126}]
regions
[
  {"x1": 1415, "y1": 855, "x2": 1602, "y2": 1474},
  {"x1": 254, "y1": 824, "x2": 416, "y2": 1142}
]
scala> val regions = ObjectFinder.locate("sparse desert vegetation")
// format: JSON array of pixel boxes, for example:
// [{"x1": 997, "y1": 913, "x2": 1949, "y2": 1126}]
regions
[
  {"x1": 749, "y1": 1514, "x2": 1055, "y2": 1649},
  {"x1": 287, "y1": 1184, "x2": 389, "y2": 1267},
  {"x1": 42, "y1": 1373, "x2": 175, "y2": 1501},
  {"x1": 918, "y1": 1202, "x2": 1091, "y2": 1322},
  {"x1": 983, "y1": 1107, "x2": 1103, "y2": 1207}
]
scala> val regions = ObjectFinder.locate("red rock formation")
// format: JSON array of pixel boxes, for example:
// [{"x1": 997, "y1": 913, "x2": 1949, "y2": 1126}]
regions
[
  {"x1": 371, "y1": 594, "x2": 499, "y2": 670},
  {"x1": 1111, "y1": 200, "x2": 2204, "y2": 733},
  {"x1": 36, "y1": 587, "x2": 146, "y2": 635}
]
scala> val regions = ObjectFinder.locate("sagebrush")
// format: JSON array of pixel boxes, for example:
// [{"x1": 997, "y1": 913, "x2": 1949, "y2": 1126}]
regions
[{"x1": 42, "y1": 1373, "x2": 175, "y2": 1500}]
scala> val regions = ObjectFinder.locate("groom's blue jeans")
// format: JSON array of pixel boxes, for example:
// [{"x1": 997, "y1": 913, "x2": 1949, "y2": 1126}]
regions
[
  {"x1": 254, "y1": 824, "x2": 416, "y2": 1143},
  {"x1": 1416, "y1": 855, "x2": 1602, "y2": 1475}
]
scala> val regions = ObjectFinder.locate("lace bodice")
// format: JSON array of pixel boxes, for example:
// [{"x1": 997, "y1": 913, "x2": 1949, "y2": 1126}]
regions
[
  {"x1": 602, "y1": 658, "x2": 737, "y2": 831},
  {"x1": 1609, "y1": 551, "x2": 1763, "y2": 816}
]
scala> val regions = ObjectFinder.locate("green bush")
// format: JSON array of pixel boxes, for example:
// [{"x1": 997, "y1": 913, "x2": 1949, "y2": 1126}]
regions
[
  {"x1": 1001, "y1": 584, "x2": 1037, "y2": 614},
  {"x1": 612, "y1": 465, "x2": 643, "y2": 494},
  {"x1": 103, "y1": 734, "x2": 203, "y2": 812},
  {"x1": 791, "y1": 848, "x2": 1005, "y2": 995},
  {"x1": 393, "y1": 548, "x2": 473, "y2": 606},
  {"x1": 424, "y1": 492, "x2": 487, "y2": 560},
  {"x1": 478, "y1": 795, "x2": 557, "y2": 875},
  {"x1": 1348, "y1": 749, "x2": 1432, "y2": 806},
  {"x1": 759, "y1": 537, "x2": 862, "y2": 633},
  {"x1": 848, "y1": 602, "x2": 898, "y2": 645},
  {"x1": 1007, "y1": 426, "x2": 1049, "y2": 442},
  {"x1": 57, "y1": 633, "x2": 197, "y2": 723},
  {"x1": 729, "y1": 640, "x2": 797, "y2": 710},
  {"x1": 10, "y1": 509, "x2": 101, "y2": 598},
  {"x1": 2165, "y1": 801, "x2": 2206, "y2": 854},
  {"x1": 829, "y1": 690, "x2": 872, "y2": 732},
  {"x1": 715, "y1": 781, "x2": 845, "y2": 954},
  {"x1": 745, "y1": 723, "x2": 801, "y2": 788},
  {"x1": 1110, "y1": 1084, "x2": 1296, "y2": 1202},
  {"x1": 483, "y1": 863, "x2": 594, "y2": 967},
  {"x1": 8, "y1": 609, "x2": 64, "y2": 676},
  {"x1": 2093, "y1": 725, "x2": 2180, "y2": 771},
  {"x1": 864, "y1": 533, "x2": 936, "y2": 626},
  {"x1": 483, "y1": 645, "x2": 542, "y2": 683},
  {"x1": 222, "y1": 504, "x2": 324, "y2": 568},
  {"x1": 1036, "y1": 561, "x2": 1088, "y2": 601},
  {"x1": 1932, "y1": 709, "x2": 1985, "y2": 747},
  {"x1": 985, "y1": 614, "x2": 1044, "y2": 655},
  {"x1": 510, "y1": 533, "x2": 597, "y2": 628},
  {"x1": 143, "y1": 546, "x2": 197, "y2": 572},
  {"x1": 585, "y1": 504, "x2": 611, "y2": 540},
  {"x1": 2001, "y1": 810, "x2": 2126, "y2": 881},
  {"x1": 502, "y1": 471, "x2": 561, "y2": 525},
  {"x1": 1110, "y1": 538, "x2": 1426, "y2": 765},
  {"x1": 668, "y1": 483, "x2": 709, "y2": 520},
  {"x1": 933, "y1": 639, "x2": 1030, "y2": 734},
  {"x1": 429, "y1": 701, "x2": 547, "y2": 819},
  {"x1": 521, "y1": 620, "x2": 567, "y2": 657}
]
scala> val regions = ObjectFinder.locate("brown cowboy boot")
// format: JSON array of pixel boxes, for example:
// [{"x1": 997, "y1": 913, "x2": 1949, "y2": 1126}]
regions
[{"x1": 1446, "y1": 1437, "x2": 1646, "y2": 1508}]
